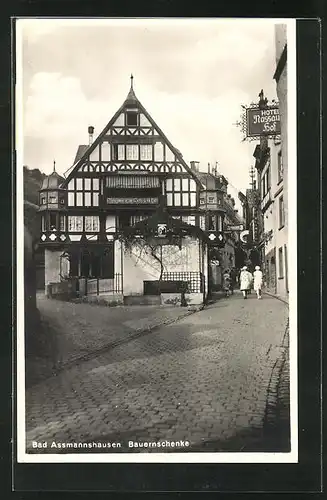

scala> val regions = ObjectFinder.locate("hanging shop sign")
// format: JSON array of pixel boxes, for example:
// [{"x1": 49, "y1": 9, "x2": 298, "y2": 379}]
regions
[
  {"x1": 157, "y1": 223, "x2": 167, "y2": 236},
  {"x1": 240, "y1": 229, "x2": 250, "y2": 243},
  {"x1": 226, "y1": 224, "x2": 244, "y2": 231},
  {"x1": 234, "y1": 97, "x2": 281, "y2": 141},
  {"x1": 246, "y1": 106, "x2": 281, "y2": 137}
]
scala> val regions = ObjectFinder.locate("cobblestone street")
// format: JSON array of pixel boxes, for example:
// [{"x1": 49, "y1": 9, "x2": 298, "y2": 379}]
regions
[{"x1": 25, "y1": 292, "x2": 290, "y2": 453}]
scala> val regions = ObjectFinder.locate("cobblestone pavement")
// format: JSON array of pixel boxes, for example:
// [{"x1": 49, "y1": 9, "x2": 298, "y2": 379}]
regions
[
  {"x1": 26, "y1": 296, "x2": 194, "y2": 385},
  {"x1": 25, "y1": 292, "x2": 289, "y2": 453}
]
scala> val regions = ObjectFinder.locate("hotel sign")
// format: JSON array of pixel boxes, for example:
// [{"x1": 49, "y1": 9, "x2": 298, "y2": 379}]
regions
[
  {"x1": 107, "y1": 197, "x2": 158, "y2": 205},
  {"x1": 246, "y1": 106, "x2": 281, "y2": 137}
]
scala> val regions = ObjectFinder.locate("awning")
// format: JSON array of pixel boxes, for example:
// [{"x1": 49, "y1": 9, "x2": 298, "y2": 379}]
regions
[{"x1": 106, "y1": 175, "x2": 160, "y2": 189}]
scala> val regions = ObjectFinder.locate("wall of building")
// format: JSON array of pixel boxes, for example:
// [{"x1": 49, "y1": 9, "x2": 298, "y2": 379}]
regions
[
  {"x1": 44, "y1": 249, "x2": 67, "y2": 291},
  {"x1": 122, "y1": 237, "x2": 203, "y2": 296},
  {"x1": 275, "y1": 26, "x2": 288, "y2": 296},
  {"x1": 275, "y1": 24, "x2": 287, "y2": 62}
]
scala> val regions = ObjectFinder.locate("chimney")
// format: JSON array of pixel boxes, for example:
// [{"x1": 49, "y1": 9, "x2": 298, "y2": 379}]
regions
[
  {"x1": 88, "y1": 126, "x2": 95, "y2": 145},
  {"x1": 190, "y1": 161, "x2": 199, "y2": 172}
]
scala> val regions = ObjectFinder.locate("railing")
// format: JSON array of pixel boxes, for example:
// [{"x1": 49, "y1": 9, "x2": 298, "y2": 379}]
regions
[
  {"x1": 78, "y1": 274, "x2": 123, "y2": 296},
  {"x1": 161, "y1": 271, "x2": 203, "y2": 293}
]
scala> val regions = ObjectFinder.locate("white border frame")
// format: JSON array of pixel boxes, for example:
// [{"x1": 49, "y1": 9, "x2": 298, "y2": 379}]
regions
[{"x1": 15, "y1": 17, "x2": 297, "y2": 464}]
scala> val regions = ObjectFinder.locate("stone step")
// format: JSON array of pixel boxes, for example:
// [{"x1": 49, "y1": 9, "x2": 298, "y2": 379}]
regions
[{"x1": 123, "y1": 295, "x2": 161, "y2": 306}]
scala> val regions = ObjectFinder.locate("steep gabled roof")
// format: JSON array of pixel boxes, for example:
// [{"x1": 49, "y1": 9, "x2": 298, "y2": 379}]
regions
[
  {"x1": 62, "y1": 81, "x2": 202, "y2": 188},
  {"x1": 74, "y1": 145, "x2": 88, "y2": 164}
]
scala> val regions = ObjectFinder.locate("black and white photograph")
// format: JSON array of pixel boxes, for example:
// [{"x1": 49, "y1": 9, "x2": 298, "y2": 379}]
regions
[{"x1": 16, "y1": 17, "x2": 297, "y2": 463}]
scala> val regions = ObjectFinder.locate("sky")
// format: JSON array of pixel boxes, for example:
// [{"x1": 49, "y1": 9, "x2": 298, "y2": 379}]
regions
[{"x1": 18, "y1": 18, "x2": 282, "y2": 204}]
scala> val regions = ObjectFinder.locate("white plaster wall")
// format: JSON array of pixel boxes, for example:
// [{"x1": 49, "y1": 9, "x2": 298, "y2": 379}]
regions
[
  {"x1": 122, "y1": 237, "x2": 202, "y2": 296},
  {"x1": 44, "y1": 249, "x2": 63, "y2": 287}
]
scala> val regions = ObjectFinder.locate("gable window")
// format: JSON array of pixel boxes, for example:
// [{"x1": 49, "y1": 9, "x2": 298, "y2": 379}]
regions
[
  {"x1": 126, "y1": 144, "x2": 139, "y2": 161},
  {"x1": 112, "y1": 144, "x2": 125, "y2": 161},
  {"x1": 140, "y1": 144, "x2": 152, "y2": 161},
  {"x1": 126, "y1": 111, "x2": 138, "y2": 126}
]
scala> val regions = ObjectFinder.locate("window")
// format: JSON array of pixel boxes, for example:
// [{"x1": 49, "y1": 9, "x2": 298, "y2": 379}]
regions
[
  {"x1": 165, "y1": 176, "x2": 197, "y2": 207},
  {"x1": 40, "y1": 195, "x2": 46, "y2": 205},
  {"x1": 93, "y1": 192, "x2": 99, "y2": 206},
  {"x1": 49, "y1": 213, "x2": 57, "y2": 230},
  {"x1": 126, "y1": 144, "x2": 139, "y2": 160},
  {"x1": 49, "y1": 194, "x2": 57, "y2": 204},
  {"x1": 208, "y1": 196, "x2": 215, "y2": 204},
  {"x1": 41, "y1": 216, "x2": 46, "y2": 232},
  {"x1": 67, "y1": 177, "x2": 100, "y2": 207},
  {"x1": 279, "y1": 195, "x2": 285, "y2": 228},
  {"x1": 277, "y1": 151, "x2": 283, "y2": 183},
  {"x1": 76, "y1": 192, "x2": 83, "y2": 206},
  {"x1": 278, "y1": 247, "x2": 284, "y2": 278},
  {"x1": 85, "y1": 192, "x2": 91, "y2": 206},
  {"x1": 154, "y1": 142, "x2": 163, "y2": 161},
  {"x1": 112, "y1": 144, "x2": 125, "y2": 161},
  {"x1": 76, "y1": 178, "x2": 83, "y2": 190},
  {"x1": 84, "y1": 216, "x2": 100, "y2": 232},
  {"x1": 261, "y1": 162, "x2": 271, "y2": 198},
  {"x1": 130, "y1": 214, "x2": 147, "y2": 226},
  {"x1": 141, "y1": 144, "x2": 153, "y2": 161},
  {"x1": 217, "y1": 215, "x2": 223, "y2": 231},
  {"x1": 101, "y1": 142, "x2": 111, "y2": 161},
  {"x1": 59, "y1": 215, "x2": 66, "y2": 231},
  {"x1": 68, "y1": 216, "x2": 83, "y2": 232},
  {"x1": 68, "y1": 192, "x2": 74, "y2": 206},
  {"x1": 208, "y1": 215, "x2": 217, "y2": 230},
  {"x1": 200, "y1": 198, "x2": 205, "y2": 205},
  {"x1": 126, "y1": 111, "x2": 138, "y2": 126},
  {"x1": 199, "y1": 215, "x2": 206, "y2": 230}
]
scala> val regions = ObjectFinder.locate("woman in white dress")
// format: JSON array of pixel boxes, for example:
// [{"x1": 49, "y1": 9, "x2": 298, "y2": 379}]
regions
[
  {"x1": 239, "y1": 266, "x2": 253, "y2": 299},
  {"x1": 253, "y1": 265, "x2": 263, "y2": 299}
]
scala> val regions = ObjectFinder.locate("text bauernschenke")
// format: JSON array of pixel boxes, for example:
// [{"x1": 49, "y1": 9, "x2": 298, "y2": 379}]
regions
[{"x1": 128, "y1": 440, "x2": 190, "y2": 449}]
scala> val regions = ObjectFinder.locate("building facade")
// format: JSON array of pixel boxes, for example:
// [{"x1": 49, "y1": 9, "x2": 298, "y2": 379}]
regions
[
  {"x1": 273, "y1": 24, "x2": 288, "y2": 296},
  {"x1": 253, "y1": 134, "x2": 287, "y2": 295},
  {"x1": 38, "y1": 81, "x2": 227, "y2": 305}
]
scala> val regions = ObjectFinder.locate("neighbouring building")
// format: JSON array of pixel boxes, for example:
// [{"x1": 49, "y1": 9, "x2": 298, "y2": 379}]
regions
[
  {"x1": 273, "y1": 24, "x2": 288, "y2": 295},
  {"x1": 254, "y1": 25, "x2": 288, "y2": 295},
  {"x1": 38, "y1": 79, "x2": 228, "y2": 305},
  {"x1": 190, "y1": 163, "x2": 242, "y2": 290},
  {"x1": 253, "y1": 134, "x2": 287, "y2": 295},
  {"x1": 191, "y1": 163, "x2": 226, "y2": 291}
]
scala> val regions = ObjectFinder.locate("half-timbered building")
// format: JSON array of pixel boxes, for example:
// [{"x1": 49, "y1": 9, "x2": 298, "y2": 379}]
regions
[{"x1": 38, "y1": 78, "x2": 226, "y2": 305}]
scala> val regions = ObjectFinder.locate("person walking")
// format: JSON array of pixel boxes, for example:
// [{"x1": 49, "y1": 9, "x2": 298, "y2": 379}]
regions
[
  {"x1": 222, "y1": 268, "x2": 232, "y2": 297},
  {"x1": 253, "y1": 265, "x2": 263, "y2": 299},
  {"x1": 239, "y1": 266, "x2": 253, "y2": 299}
]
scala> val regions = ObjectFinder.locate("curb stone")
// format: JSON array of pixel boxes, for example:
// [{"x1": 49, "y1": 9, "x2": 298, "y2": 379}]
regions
[{"x1": 263, "y1": 319, "x2": 290, "y2": 447}]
